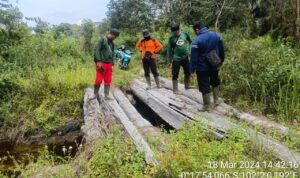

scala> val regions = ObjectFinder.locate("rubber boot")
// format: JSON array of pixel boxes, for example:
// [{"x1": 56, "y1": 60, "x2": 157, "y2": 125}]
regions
[
  {"x1": 154, "y1": 76, "x2": 160, "y2": 88},
  {"x1": 104, "y1": 85, "x2": 113, "y2": 100},
  {"x1": 146, "y1": 77, "x2": 151, "y2": 90},
  {"x1": 213, "y1": 86, "x2": 221, "y2": 106},
  {"x1": 172, "y1": 80, "x2": 181, "y2": 94},
  {"x1": 184, "y1": 77, "x2": 192, "y2": 89},
  {"x1": 93, "y1": 85, "x2": 100, "y2": 101},
  {"x1": 199, "y1": 93, "x2": 212, "y2": 112}
]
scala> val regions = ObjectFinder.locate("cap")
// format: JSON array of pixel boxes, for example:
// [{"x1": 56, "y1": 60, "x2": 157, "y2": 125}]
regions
[
  {"x1": 110, "y1": 28, "x2": 120, "y2": 37},
  {"x1": 142, "y1": 29, "x2": 151, "y2": 37},
  {"x1": 171, "y1": 24, "x2": 180, "y2": 32}
]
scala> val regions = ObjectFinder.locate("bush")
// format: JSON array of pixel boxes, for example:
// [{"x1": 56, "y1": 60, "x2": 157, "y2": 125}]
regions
[{"x1": 221, "y1": 32, "x2": 300, "y2": 122}]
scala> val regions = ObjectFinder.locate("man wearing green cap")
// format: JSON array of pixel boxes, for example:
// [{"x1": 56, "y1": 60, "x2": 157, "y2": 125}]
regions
[
  {"x1": 167, "y1": 24, "x2": 192, "y2": 94},
  {"x1": 93, "y1": 28, "x2": 120, "y2": 100}
]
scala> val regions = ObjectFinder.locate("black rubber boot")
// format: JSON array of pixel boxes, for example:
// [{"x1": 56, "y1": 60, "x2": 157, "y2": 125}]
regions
[
  {"x1": 172, "y1": 80, "x2": 181, "y2": 94},
  {"x1": 184, "y1": 77, "x2": 192, "y2": 89},
  {"x1": 146, "y1": 77, "x2": 151, "y2": 90},
  {"x1": 213, "y1": 86, "x2": 221, "y2": 106},
  {"x1": 154, "y1": 76, "x2": 160, "y2": 88},
  {"x1": 199, "y1": 93, "x2": 212, "y2": 112},
  {"x1": 93, "y1": 85, "x2": 101, "y2": 102},
  {"x1": 104, "y1": 85, "x2": 113, "y2": 100}
]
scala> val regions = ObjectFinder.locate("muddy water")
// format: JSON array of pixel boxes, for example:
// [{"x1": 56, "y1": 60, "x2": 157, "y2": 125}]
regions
[{"x1": 0, "y1": 130, "x2": 84, "y2": 176}]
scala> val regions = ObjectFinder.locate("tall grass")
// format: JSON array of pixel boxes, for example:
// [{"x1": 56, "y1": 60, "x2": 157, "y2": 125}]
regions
[{"x1": 221, "y1": 30, "x2": 300, "y2": 123}]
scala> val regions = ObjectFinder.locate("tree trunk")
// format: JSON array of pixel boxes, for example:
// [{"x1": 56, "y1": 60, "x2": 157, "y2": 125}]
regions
[
  {"x1": 297, "y1": 0, "x2": 300, "y2": 36},
  {"x1": 215, "y1": 0, "x2": 226, "y2": 32}
]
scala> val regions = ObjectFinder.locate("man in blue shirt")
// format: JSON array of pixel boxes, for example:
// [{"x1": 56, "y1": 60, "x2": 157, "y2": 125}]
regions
[{"x1": 190, "y1": 21, "x2": 225, "y2": 111}]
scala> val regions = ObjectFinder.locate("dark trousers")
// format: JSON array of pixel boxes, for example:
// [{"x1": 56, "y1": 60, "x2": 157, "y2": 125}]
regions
[
  {"x1": 196, "y1": 71, "x2": 220, "y2": 94},
  {"x1": 172, "y1": 57, "x2": 190, "y2": 81},
  {"x1": 143, "y1": 58, "x2": 158, "y2": 78}
]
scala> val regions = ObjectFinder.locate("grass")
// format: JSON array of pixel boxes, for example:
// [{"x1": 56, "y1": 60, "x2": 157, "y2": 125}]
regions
[{"x1": 1, "y1": 28, "x2": 300, "y2": 177}]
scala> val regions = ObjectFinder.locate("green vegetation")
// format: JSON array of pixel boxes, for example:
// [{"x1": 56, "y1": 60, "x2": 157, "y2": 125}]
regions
[
  {"x1": 221, "y1": 31, "x2": 300, "y2": 122},
  {"x1": 0, "y1": 0, "x2": 299, "y2": 177}
]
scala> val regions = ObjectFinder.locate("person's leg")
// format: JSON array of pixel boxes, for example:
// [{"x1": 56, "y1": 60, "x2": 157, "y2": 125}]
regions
[
  {"x1": 210, "y1": 70, "x2": 221, "y2": 106},
  {"x1": 150, "y1": 59, "x2": 160, "y2": 88},
  {"x1": 103, "y1": 63, "x2": 113, "y2": 100},
  {"x1": 196, "y1": 71, "x2": 212, "y2": 111},
  {"x1": 172, "y1": 60, "x2": 181, "y2": 94},
  {"x1": 182, "y1": 57, "x2": 192, "y2": 89},
  {"x1": 94, "y1": 62, "x2": 104, "y2": 100},
  {"x1": 143, "y1": 59, "x2": 151, "y2": 89}
]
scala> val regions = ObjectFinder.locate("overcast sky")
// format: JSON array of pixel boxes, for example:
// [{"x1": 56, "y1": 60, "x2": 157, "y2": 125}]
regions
[{"x1": 15, "y1": 0, "x2": 110, "y2": 25}]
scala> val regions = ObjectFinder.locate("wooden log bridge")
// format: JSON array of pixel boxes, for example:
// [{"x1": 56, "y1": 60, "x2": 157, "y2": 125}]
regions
[
  {"x1": 83, "y1": 78, "x2": 300, "y2": 166},
  {"x1": 83, "y1": 87, "x2": 158, "y2": 166}
]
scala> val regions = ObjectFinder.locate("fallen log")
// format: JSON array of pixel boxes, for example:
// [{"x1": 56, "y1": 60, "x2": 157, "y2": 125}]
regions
[
  {"x1": 83, "y1": 87, "x2": 158, "y2": 165},
  {"x1": 82, "y1": 88, "x2": 112, "y2": 141},
  {"x1": 133, "y1": 79, "x2": 300, "y2": 164},
  {"x1": 113, "y1": 88, "x2": 163, "y2": 139},
  {"x1": 99, "y1": 88, "x2": 158, "y2": 165},
  {"x1": 159, "y1": 77, "x2": 289, "y2": 135}
]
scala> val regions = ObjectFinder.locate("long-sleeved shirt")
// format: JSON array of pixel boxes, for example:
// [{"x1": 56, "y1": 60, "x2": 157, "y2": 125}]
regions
[
  {"x1": 94, "y1": 36, "x2": 115, "y2": 63},
  {"x1": 136, "y1": 38, "x2": 162, "y2": 59},
  {"x1": 190, "y1": 27, "x2": 225, "y2": 72},
  {"x1": 166, "y1": 32, "x2": 192, "y2": 64}
]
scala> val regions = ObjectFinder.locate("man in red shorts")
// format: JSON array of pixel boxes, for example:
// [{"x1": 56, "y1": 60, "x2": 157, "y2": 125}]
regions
[{"x1": 93, "y1": 28, "x2": 120, "y2": 100}]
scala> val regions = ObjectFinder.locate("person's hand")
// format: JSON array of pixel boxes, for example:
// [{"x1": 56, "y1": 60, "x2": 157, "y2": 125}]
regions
[{"x1": 96, "y1": 62, "x2": 102, "y2": 70}]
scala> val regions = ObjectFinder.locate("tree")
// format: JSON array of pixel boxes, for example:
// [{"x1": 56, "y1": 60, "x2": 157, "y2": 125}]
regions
[
  {"x1": 0, "y1": 0, "x2": 29, "y2": 56},
  {"x1": 81, "y1": 19, "x2": 94, "y2": 53},
  {"x1": 33, "y1": 17, "x2": 49, "y2": 34},
  {"x1": 53, "y1": 23, "x2": 73, "y2": 38},
  {"x1": 297, "y1": 0, "x2": 300, "y2": 36},
  {"x1": 107, "y1": 0, "x2": 154, "y2": 32}
]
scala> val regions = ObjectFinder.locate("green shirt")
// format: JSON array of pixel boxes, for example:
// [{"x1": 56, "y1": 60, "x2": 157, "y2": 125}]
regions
[
  {"x1": 94, "y1": 36, "x2": 114, "y2": 63},
  {"x1": 166, "y1": 32, "x2": 192, "y2": 64}
]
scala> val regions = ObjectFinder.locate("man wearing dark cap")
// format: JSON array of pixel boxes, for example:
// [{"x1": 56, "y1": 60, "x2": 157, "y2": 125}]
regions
[
  {"x1": 136, "y1": 29, "x2": 163, "y2": 89},
  {"x1": 93, "y1": 28, "x2": 120, "y2": 100},
  {"x1": 167, "y1": 24, "x2": 192, "y2": 94},
  {"x1": 190, "y1": 21, "x2": 225, "y2": 111}
]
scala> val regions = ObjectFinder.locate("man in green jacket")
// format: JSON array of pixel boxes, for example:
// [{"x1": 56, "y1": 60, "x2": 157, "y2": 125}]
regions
[
  {"x1": 167, "y1": 24, "x2": 192, "y2": 94},
  {"x1": 94, "y1": 28, "x2": 120, "y2": 100}
]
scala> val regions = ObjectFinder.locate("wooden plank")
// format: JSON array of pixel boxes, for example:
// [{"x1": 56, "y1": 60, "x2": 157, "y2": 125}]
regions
[
  {"x1": 131, "y1": 80, "x2": 192, "y2": 129},
  {"x1": 133, "y1": 79, "x2": 300, "y2": 164},
  {"x1": 100, "y1": 90, "x2": 158, "y2": 165},
  {"x1": 159, "y1": 77, "x2": 289, "y2": 135},
  {"x1": 131, "y1": 80, "x2": 225, "y2": 139}
]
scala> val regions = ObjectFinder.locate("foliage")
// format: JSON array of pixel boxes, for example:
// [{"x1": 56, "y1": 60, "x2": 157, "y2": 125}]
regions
[
  {"x1": 52, "y1": 23, "x2": 73, "y2": 38},
  {"x1": 107, "y1": 0, "x2": 299, "y2": 42},
  {"x1": 15, "y1": 147, "x2": 76, "y2": 178},
  {"x1": 0, "y1": 31, "x2": 93, "y2": 135},
  {"x1": 0, "y1": 1, "x2": 29, "y2": 56},
  {"x1": 154, "y1": 123, "x2": 291, "y2": 177},
  {"x1": 86, "y1": 126, "x2": 148, "y2": 177},
  {"x1": 32, "y1": 17, "x2": 50, "y2": 34},
  {"x1": 221, "y1": 30, "x2": 300, "y2": 122},
  {"x1": 81, "y1": 19, "x2": 95, "y2": 53},
  {"x1": 107, "y1": 0, "x2": 154, "y2": 32}
]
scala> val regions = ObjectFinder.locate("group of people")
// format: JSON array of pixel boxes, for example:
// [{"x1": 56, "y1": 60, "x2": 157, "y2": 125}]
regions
[{"x1": 93, "y1": 21, "x2": 225, "y2": 112}]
